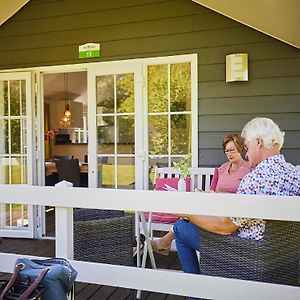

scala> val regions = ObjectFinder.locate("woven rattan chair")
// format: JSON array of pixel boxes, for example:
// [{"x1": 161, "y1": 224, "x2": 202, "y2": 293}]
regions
[
  {"x1": 200, "y1": 220, "x2": 300, "y2": 286},
  {"x1": 73, "y1": 209, "x2": 134, "y2": 266}
]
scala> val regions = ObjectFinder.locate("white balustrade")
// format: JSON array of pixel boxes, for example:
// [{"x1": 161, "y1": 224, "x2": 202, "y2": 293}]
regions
[{"x1": 0, "y1": 184, "x2": 299, "y2": 299}]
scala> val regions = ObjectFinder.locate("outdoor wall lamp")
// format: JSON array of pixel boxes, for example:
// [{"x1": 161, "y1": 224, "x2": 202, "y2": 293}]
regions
[{"x1": 226, "y1": 53, "x2": 248, "y2": 82}]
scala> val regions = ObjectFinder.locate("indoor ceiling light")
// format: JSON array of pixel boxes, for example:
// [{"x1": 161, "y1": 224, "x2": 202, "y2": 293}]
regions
[{"x1": 60, "y1": 73, "x2": 72, "y2": 128}]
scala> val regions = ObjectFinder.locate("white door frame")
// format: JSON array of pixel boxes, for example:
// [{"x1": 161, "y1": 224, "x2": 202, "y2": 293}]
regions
[
  {"x1": 0, "y1": 72, "x2": 35, "y2": 238},
  {"x1": 88, "y1": 63, "x2": 144, "y2": 190}
]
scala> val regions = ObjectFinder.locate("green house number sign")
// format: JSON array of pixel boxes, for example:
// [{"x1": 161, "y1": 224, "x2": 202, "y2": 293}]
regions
[{"x1": 79, "y1": 43, "x2": 100, "y2": 59}]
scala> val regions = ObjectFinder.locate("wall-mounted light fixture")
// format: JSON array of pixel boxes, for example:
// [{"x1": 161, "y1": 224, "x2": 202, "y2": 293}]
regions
[{"x1": 226, "y1": 53, "x2": 248, "y2": 82}]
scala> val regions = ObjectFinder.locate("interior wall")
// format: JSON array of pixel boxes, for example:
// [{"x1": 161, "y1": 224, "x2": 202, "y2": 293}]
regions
[{"x1": 52, "y1": 144, "x2": 87, "y2": 162}]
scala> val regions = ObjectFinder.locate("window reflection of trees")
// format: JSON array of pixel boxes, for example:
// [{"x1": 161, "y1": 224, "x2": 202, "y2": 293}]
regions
[
  {"x1": 95, "y1": 63, "x2": 192, "y2": 159},
  {"x1": 148, "y1": 63, "x2": 191, "y2": 156},
  {"x1": 1, "y1": 80, "x2": 27, "y2": 185}
]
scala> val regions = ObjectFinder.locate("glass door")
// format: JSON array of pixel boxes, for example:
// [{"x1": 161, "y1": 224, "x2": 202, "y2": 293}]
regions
[
  {"x1": 88, "y1": 55, "x2": 197, "y2": 190},
  {"x1": 88, "y1": 64, "x2": 144, "y2": 190},
  {"x1": 145, "y1": 59, "x2": 197, "y2": 189},
  {"x1": 0, "y1": 72, "x2": 35, "y2": 238}
]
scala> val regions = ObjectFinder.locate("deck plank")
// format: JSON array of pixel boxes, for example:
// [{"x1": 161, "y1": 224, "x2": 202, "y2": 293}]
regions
[{"x1": 0, "y1": 215, "x2": 188, "y2": 299}]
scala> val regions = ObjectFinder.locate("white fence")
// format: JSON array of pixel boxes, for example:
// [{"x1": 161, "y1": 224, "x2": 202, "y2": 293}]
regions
[{"x1": 0, "y1": 185, "x2": 300, "y2": 299}]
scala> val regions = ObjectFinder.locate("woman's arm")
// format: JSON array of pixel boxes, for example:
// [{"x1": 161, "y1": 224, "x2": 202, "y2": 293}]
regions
[{"x1": 183, "y1": 214, "x2": 239, "y2": 235}]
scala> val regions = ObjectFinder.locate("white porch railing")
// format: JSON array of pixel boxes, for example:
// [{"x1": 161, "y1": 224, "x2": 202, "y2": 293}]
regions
[{"x1": 0, "y1": 185, "x2": 300, "y2": 299}]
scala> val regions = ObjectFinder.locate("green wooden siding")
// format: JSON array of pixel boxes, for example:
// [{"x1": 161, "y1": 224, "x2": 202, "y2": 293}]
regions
[{"x1": 0, "y1": 0, "x2": 299, "y2": 166}]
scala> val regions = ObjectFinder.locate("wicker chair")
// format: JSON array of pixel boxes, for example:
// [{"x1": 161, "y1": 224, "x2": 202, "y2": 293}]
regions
[
  {"x1": 73, "y1": 209, "x2": 134, "y2": 266},
  {"x1": 200, "y1": 220, "x2": 300, "y2": 286}
]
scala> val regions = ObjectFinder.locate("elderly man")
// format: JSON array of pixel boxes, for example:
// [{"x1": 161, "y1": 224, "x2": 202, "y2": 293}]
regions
[{"x1": 173, "y1": 117, "x2": 300, "y2": 289}]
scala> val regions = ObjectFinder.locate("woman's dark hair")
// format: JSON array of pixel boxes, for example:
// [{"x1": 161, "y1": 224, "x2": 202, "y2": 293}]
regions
[{"x1": 222, "y1": 134, "x2": 245, "y2": 154}]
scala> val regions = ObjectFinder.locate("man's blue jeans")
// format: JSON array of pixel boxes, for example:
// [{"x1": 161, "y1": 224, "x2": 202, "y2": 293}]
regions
[{"x1": 173, "y1": 219, "x2": 201, "y2": 300}]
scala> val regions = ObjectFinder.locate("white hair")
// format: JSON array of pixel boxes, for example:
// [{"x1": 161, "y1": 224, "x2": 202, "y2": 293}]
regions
[{"x1": 241, "y1": 117, "x2": 284, "y2": 149}]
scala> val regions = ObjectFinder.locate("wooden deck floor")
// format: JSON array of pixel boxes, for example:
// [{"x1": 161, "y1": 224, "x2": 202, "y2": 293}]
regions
[{"x1": 0, "y1": 212, "x2": 188, "y2": 299}]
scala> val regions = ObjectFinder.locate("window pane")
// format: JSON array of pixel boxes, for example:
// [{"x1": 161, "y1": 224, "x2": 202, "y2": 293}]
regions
[
  {"x1": 98, "y1": 156, "x2": 115, "y2": 188},
  {"x1": 10, "y1": 80, "x2": 21, "y2": 116},
  {"x1": 97, "y1": 116, "x2": 114, "y2": 154},
  {"x1": 148, "y1": 65, "x2": 168, "y2": 113},
  {"x1": 21, "y1": 80, "x2": 26, "y2": 115},
  {"x1": 96, "y1": 75, "x2": 114, "y2": 113},
  {"x1": 0, "y1": 119, "x2": 9, "y2": 154},
  {"x1": 21, "y1": 119, "x2": 27, "y2": 154},
  {"x1": 10, "y1": 204, "x2": 28, "y2": 227},
  {"x1": 117, "y1": 116, "x2": 134, "y2": 154},
  {"x1": 0, "y1": 81, "x2": 9, "y2": 116},
  {"x1": 148, "y1": 157, "x2": 169, "y2": 189},
  {"x1": 11, "y1": 157, "x2": 27, "y2": 184},
  {"x1": 0, "y1": 157, "x2": 10, "y2": 184},
  {"x1": 11, "y1": 119, "x2": 21, "y2": 154},
  {"x1": 117, "y1": 157, "x2": 135, "y2": 189},
  {"x1": 148, "y1": 115, "x2": 168, "y2": 155},
  {"x1": 117, "y1": 73, "x2": 134, "y2": 113},
  {"x1": 171, "y1": 114, "x2": 191, "y2": 154},
  {"x1": 170, "y1": 63, "x2": 191, "y2": 112}
]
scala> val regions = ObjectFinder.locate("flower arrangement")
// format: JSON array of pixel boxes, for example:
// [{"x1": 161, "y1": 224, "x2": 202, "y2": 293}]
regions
[
  {"x1": 173, "y1": 154, "x2": 191, "y2": 179},
  {"x1": 44, "y1": 129, "x2": 57, "y2": 141}
]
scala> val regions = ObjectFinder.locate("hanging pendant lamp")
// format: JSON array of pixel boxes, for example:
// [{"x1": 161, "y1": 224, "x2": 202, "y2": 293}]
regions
[{"x1": 59, "y1": 73, "x2": 72, "y2": 128}]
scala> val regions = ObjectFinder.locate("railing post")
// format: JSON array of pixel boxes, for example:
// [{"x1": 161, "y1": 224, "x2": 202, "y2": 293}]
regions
[{"x1": 55, "y1": 181, "x2": 74, "y2": 259}]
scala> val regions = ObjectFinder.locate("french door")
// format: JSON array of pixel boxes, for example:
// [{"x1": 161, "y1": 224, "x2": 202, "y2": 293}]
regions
[
  {"x1": 88, "y1": 55, "x2": 197, "y2": 190},
  {"x1": 88, "y1": 64, "x2": 144, "y2": 190},
  {"x1": 0, "y1": 72, "x2": 35, "y2": 238}
]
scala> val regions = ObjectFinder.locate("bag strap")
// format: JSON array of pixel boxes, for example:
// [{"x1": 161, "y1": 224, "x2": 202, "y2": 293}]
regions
[
  {"x1": 18, "y1": 267, "x2": 49, "y2": 300},
  {"x1": 0, "y1": 263, "x2": 23, "y2": 300}
]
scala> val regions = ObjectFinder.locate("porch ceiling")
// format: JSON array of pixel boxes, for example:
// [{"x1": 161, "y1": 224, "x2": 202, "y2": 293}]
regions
[
  {"x1": 192, "y1": 0, "x2": 300, "y2": 49},
  {"x1": 0, "y1": 0, "x2": 29, "y2": 26}
]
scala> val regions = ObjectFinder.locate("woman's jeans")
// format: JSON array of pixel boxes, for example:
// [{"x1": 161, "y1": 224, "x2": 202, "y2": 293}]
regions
[{"x1": 173, "y1": 219, "x2": 201, "y2": 300}]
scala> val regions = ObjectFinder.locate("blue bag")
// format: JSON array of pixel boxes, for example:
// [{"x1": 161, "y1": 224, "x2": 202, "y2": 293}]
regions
[{"x1": 15, "y1": 257, "x2": 77, "y2": 300}]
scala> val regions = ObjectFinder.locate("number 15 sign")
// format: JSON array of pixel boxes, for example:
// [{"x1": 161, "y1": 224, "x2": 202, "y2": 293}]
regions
[{"x1": 79, "y1": 43, "x2": 101, "y2": 59}]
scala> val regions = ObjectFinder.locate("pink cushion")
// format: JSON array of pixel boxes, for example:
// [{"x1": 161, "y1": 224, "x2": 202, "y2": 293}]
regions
[
  {"x1": 144, "y1": 177, "x2": 191, "y2": 223},
  {"x1": 155, "y1": 177, "x2": 191, "y2": 192},
  {"x1": 144, "y1": 212, "x2": 179, "y2": 223},
  {"x1": 210, "y1": 168, "x2": 219, "y2": 191}
]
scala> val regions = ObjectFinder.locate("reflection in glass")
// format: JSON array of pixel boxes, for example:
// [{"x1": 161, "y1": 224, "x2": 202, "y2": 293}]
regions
[
  {"x1": 0, "y1": 119, "x2": 9, "y2": 154},
  {"x1": 98, "y1": 156, "x2": 115, "y2": 188},
  {"x1": 96, "y1": 75, "x2": 114, "y2": 113},
  {"x1": 170, "y1": 63, "x2": 191, "y2": 112},
  {"x1": 0, "y1": 81, "x2": 8, "y2": 116},
  {"x1": 117, "y1": 157, "x2": 135, "y2": 189},
  {"x1": 21, "y1": 119, "x2": 27, "y2": 154},
  {"x1": 171, "y1": 114, "x2": 191, "y2": 155},
  {"x1": 117, "y1": 116, "x2": 134, "y2": 154},
  {"x1": 148, "y1": 115, "x2": 168, "y2": 155},
  {"x1": 5, "y1": 204, "x2": 28, "y2": 227},
  {"x1": 11, "y1": 120, "x2": 21, "y2": 154},
  {"x1": 117, "y1": 73, "x2": 134, "y2": 113},
  {"x1": 10, "y1": 80, "x2": 21, "y2": 116},
  {"x1": 148, "y1": 157, "x2": 169, "y2": 189},
  {"x1": 11, "y1": 157, "x2": 27, "y2": 184},
  {"x1": 97, "y1": 116, "x2": 114, "y2": 154},
  {"x1": 148, "y1": 65, "x2": 168, "y2": 113},
  {"x1": 0, "y1": 157, "x2": 10, "y2": 184},
  {"x1": 21, "y1": 80, "x2": 26, "y2": 115}
]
